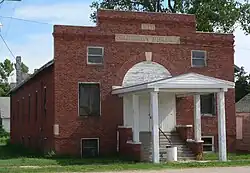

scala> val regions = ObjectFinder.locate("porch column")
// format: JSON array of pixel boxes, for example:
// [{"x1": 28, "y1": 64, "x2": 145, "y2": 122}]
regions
[
  {"x1": 194, "y1": 94, "x2": 201, "y2": 141},
  {"x1": 217, "y1": 91, "x2": 227, "y2": 161},
  {"x1": 132, "y1": 94, "x2": 140, "y2": 143},
  {"x1": 150, "y1": 91, "x2": 159, "y2": 163}
]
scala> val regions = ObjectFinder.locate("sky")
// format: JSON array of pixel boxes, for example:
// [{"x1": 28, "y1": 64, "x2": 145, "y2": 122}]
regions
[{"x1": 0, "y1": 0, "x2": 249, "y2": 82}]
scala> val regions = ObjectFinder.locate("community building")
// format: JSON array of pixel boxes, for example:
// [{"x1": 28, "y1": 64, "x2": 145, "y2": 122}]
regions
[{"x1": 9, "y1": 10, "x2": 235, "y2": 163}]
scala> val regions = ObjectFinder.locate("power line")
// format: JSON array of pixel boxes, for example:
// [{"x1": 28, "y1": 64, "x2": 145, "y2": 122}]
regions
[
  {"x1": 0, "y1": 15, "x2": 52, "y2": 25},
  {"x1": 0, "y1": 34, "x2": 15, "y2": 59}
]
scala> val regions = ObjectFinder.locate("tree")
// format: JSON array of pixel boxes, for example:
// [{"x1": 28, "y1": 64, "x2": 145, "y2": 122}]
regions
[
  {"x1": 0, "y1": 59, "x2": 14, "y2": 96},
  {"x1": 0, "y1": 59, "x2": 29, "y2": 96},
  {"x1": 90, "y1": 0, "x2": 250, "y2": 34},
  {"x1": 235, "y1": 67, "x2": 250, "y2": 102}
]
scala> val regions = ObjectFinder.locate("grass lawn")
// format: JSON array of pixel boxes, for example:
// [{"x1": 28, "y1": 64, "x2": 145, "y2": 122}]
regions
[{"x1": 1, "y1": 143, "x2": 250, "y2": 173}]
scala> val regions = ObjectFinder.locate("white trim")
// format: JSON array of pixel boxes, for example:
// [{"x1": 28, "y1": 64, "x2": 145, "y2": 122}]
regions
[
  {"x1": 191, "y1": 50, "x2": 207, "y2": 67},
  {"x1": 126, "y1": 140, "x2": 142, "y2": 144},
  {"x1": 201, "y1": 136, "x2": 215, "y2": 152},
  {"x1": 80, "y1": 138, "x2": 100, "y2": 158},
  {"x1": 112, "y1": 72, "x2": 234, "y2": 95},
  {"x1": 78, "y1": 82, "x2": 101, "y2": 117},
  {"x1": 176, "y1": 125, "x2": 193, "y2": 128},
  {"x1": 118, "y1": 125, "x2": 132, "y2": 129},
  {"x1": 87, "y1": 46, "x2": 104, "y2": 65}
]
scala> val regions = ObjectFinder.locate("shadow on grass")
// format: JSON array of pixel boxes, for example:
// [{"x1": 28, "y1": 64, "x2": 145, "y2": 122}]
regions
[{"x1": 0, "y1": 143, "x2": 134, "y2": 166}]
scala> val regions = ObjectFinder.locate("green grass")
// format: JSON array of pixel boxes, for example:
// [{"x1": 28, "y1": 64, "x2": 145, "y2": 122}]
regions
[
  {"x1": 204, "y1": 153, "x2": 250, "y2": 161},
  {"x1": 1, "y1": 144, "x2": 250, "y2": 172}
]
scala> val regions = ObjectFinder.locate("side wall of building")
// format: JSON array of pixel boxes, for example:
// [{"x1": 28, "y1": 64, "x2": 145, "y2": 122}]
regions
[
  {"x1": 10, "y1": 65, "x2": 55, "y2": 153},
  {"x1": 236, "y1": 112, "x2": 250, "y2": 152},
  {"x1": 53, "y1": 10, "x2": 235, "y2": 156}
]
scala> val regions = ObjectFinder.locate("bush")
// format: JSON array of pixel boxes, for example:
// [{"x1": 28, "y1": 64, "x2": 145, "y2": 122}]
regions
[{"x1": 0, "y1": 125, "x2": 9, "y2": 137}]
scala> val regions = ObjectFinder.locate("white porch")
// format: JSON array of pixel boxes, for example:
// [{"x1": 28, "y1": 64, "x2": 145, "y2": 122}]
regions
[{"x1": 113, "y1": 72, "x2": 234, "y2": 163}]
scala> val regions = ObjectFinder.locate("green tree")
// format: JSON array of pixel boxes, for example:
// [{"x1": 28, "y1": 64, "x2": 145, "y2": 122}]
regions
[
  {"x1": 0, "y1": 59, "x2": 29, "y2": 96},
  {"x1": 235, "y1": 67, "x2": 250, "y2": 102},
  {"x1": 90, "y1": 0, "x2": 250, "y2": 34},
  {"x1": 0, "y1": 59, "x2": 14, "y2": 96}
]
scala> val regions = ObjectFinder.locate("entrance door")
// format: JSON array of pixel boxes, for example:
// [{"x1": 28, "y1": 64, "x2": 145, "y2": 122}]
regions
[
  {"x1": 139, "y1": 94, "x2": 152, "y2": 132},
  {"x1": 159, "y1": 93, "x2": 176, "y2": 132}
]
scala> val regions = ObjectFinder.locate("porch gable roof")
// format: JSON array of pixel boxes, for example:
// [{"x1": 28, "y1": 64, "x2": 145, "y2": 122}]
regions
[{"x1": 112, "y1": 72, "x2": 235, "y2": 95}]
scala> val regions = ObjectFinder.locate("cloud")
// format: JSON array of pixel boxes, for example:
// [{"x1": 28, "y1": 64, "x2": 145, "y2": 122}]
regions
[
  {"x1": 14, "y1": 2, "x2": 95, "y2": 26},
  {"x1": 6, "y1": 1, "x2": 250, "y2": 75}
]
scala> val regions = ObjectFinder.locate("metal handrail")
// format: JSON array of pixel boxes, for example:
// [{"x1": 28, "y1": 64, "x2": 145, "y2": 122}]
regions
[{"x1": 159, "y1": 128, "x2": 172, "y2": 146}]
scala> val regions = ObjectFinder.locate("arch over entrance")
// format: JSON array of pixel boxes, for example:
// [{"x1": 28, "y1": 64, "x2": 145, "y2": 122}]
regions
[{"x1": 122, "y1": 61, "x2": 172, "y2": 87}]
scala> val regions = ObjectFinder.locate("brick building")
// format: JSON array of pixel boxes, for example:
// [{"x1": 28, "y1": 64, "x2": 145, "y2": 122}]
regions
[{"x1": 10, "y1": 10, "x2": 235, "y2": 162}]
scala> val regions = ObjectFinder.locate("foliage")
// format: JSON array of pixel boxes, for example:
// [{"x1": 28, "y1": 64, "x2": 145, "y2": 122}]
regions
[
  {"x1": 0, "y1": 58, "x2": 29, "y2": 96},
  {"x1": 235, "y1": 66, "x2": 250, "y2": 102},
  {"x1": 90, "y1": 0, "x2": 250, "y2": 34}
]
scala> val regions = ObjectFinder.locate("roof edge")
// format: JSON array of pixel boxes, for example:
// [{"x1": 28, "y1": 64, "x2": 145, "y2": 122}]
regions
[{"x1": 9, "y1": 60, "x2": 54, "y2": 94}]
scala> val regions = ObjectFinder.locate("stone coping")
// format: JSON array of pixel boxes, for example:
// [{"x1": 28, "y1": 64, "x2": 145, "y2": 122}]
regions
[
  {"x1": 118, "y1": 125, "x2": 132, "y2": 129},
  {"x1": 126, "y1": 140, "x2": 142, "y2": 145},
  {"x1": 186, "y1": 139, "x2": 204, "y2": 143}
]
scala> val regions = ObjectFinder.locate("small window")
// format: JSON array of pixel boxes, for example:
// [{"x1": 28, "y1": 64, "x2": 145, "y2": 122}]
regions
[
  {"x1": 35, "y1": 91, "x2": 38, "y2": 121},
  {"x1": 79, "y1": 83, "x2": 100, "y2": 116},
  {"x1": 44, "y1": 87, "x2": 47, "y2": 117},
  {"x1": 28, "y1": 94, "x2": 31, "y2": 122},
  {"x1": 201, "y1": 94, "x2": 215, "y2": 115},
  {"x1": 192, "y1": 50, "x2": 206, "y2": 67},
  {"x1": 87, "y1": 47, "x2": 104, "y2": 64},
  {"x1": 81, "y1": 138, "x2": 99, "y2": 158},
  {"x1": 202, "y1": 136, "x2": 214, "y2": 152}
]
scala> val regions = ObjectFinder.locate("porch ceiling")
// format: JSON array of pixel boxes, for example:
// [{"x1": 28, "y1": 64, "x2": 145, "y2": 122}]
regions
[{"x1": 112, "y1": 72, "x2": 235, "y2": 95}]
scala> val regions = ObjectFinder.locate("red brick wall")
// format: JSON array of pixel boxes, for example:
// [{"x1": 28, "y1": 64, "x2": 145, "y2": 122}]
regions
[
  {"x1": 52, "y1": 10, "x2": 235, "y2": 156},
  {"x1": 10, "y1": 65, "x2": 54, "y2": 153},
  {"x1": 236, "y1": 112, "x2": 250, "y2": 152}
]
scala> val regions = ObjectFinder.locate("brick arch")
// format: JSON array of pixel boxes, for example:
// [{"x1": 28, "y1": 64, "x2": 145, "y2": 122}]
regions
[{"x1": 115, "y1": 52, "x2": 178, "y2": 85}]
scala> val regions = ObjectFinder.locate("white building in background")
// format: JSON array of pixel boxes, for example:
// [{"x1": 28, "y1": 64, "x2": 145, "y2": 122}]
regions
[{"x1": 0, "y1": 97, "x2": 10, "y2": 133}]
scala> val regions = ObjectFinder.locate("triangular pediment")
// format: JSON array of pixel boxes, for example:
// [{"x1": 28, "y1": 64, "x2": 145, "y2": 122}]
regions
[{"x1": 147, "y1": 73, "x2": 234, "y2": 89}]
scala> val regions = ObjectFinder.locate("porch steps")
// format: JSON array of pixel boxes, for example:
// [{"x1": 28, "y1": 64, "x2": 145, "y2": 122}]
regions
[{"x1": 140, "y1": 131, "x2": 196, "y2": 162}]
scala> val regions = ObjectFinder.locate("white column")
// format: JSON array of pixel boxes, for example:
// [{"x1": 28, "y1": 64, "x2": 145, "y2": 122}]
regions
[
  {"x1": 123, "y1": 96, "x2": 128, "y2": 126},
  {"x1": 194, "y1": 94, "x2": 201, "y2": 141},
  {"x1": 217, "y1": 91, "x2": 227, "y2": 161},
  {"x1": 150, "y1": 91, "x2": 160, "y2": 163},
  {"x1": 132, "y1": 94, "x2": 140, "y2": 143}
]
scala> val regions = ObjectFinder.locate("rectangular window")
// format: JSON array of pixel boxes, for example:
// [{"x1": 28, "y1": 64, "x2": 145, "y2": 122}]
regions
[
  {"x1": 35, "y1": 91, "x2": 38, "y2": 121},
  {"x1": 44, "y1": 87, "x2": 47, "y2": 117},
  {"x1": 81, "y1": 138, "x2": 99, "y2": 158},
  {"x1": 28, "y1": 94, "x2": 31, "y2": 122},
  {"x1": 79, "y1": 83, "x2": 100, "y2": 116},
  {"x1": 17, "y1": 100, "x2": 19, "y2": 121},
  {"x1": 22, "y1": 97, "x2": 25, "y2": 122},
  {"x1": 192, "y1": 50, "x2": 206, "y2": 67},
  {"x1": 87, "y1": 47, "x2": 104, "y2": 64},
  {"x1": 201, "y1": 94, "x2": 215, "y2": 115},
  {"x1": 202, "y1": 136, "x2": 214, "y2": 152}
]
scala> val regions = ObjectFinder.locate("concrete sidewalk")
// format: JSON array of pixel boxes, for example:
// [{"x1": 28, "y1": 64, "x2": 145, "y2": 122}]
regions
[{"x1": 90, "y1": 166, "x2": 250, "y2": 173}]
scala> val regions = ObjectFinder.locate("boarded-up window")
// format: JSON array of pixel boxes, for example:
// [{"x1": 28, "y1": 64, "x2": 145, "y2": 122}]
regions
[
  {"x1": 35, "y1": 91, "x2": 38, "y2": 121},
  {"x1": 192, "y1": 50, "x2": 206, "y2": 67},
  {"x1": 236, "y1": 116, "x2": 243, "y2": 140},
  {"x1": 28, "y1": 95, "x2": 31, "y2": 122},
  {"x1": 201, "y1": 94, "x2": 216, "y2": 115},
  {"x1": 79, "y1": 83, "x2": 100, "y2": 116}
]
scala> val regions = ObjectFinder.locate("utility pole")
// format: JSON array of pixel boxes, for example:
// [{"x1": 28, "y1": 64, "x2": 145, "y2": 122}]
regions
[{"x1": 0, "y1": 0, "x2": 21, "y2": 4}]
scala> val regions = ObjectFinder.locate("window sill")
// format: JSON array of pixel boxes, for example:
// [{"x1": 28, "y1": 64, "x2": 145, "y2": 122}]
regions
[
  {"x1": 87, "y1": 63, "x2": 104, "y2": 66},
  {"x1": 201, "y1": 114, "x2": 216, "y2": 117},
  {"x1": 78, "y1": 115, "x2": 101, "y2": 119}
]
